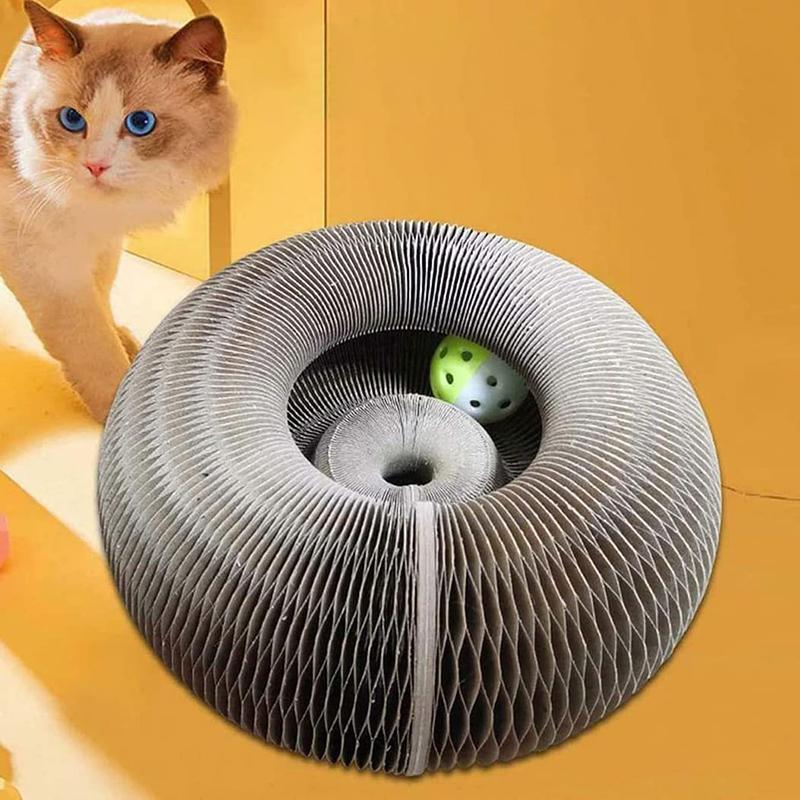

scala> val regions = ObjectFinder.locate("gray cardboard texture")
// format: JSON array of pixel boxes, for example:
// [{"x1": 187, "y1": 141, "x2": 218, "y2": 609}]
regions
[{"x1": 98, "y1": 221, "x2": 721, "y2": 774}]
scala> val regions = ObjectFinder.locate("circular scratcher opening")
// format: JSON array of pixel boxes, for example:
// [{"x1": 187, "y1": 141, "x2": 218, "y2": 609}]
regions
[
  {"x1": 383, "y1": 458, "x2": 434, "y2": 487},
  {"x1": 288, "y1": 329, "x2": 543, "y2": 490}
]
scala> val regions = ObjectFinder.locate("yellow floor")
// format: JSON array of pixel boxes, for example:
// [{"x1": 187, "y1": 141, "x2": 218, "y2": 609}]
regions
[
  {"x1": 1, "y1": 256, "x2": 798, "y2": 799},
  {"x1": 0, "y1": 253, "x2": 197, "y2": 550}
]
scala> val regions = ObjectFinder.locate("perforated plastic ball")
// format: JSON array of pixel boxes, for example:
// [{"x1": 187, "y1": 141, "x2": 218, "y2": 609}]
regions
[{"x1": 430, "y1": 335, "x2": 529, "y2": 424}]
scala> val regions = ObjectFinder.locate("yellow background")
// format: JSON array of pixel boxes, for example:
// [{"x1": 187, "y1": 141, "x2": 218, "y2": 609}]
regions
[
  {"x1": 326, "y1": 0, "x2": 800, "y2": 501},
  {"x1": 1, "y1": 1, "x2": 799, "y2": 797}
]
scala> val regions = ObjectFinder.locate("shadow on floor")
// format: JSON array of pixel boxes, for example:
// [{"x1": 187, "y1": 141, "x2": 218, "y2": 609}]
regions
[
  {"x1": 0, "y1": 744, "x2": 12, "y2": 783},
  {"x1": 0, "y1": 345, "x2": 90, "y2": 460},
  {"x1": 0, "y1": 474, "x2": 384, "y2": 799}
]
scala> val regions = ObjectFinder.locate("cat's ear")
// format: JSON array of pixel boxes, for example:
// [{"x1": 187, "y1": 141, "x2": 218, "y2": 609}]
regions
[
  {"x1": 154, "y1": 16, "x2": 227, "y2": 89},
  {"x1": 24, "y1": 0, "x2": 83, "y2": 61}
]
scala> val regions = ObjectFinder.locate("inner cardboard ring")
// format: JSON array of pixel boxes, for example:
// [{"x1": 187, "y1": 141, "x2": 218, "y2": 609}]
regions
[{"x1": 288, "y1": 330, "x2": 543, "y2": 498}]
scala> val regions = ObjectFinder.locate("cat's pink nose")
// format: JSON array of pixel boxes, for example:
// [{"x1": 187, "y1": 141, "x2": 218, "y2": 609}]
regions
[{"x1": 84, "y1": 161, "x2": 110, "y2": 178}]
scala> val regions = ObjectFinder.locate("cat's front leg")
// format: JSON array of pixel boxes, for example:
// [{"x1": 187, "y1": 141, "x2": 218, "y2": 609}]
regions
[
  {"x1": 115, "y1": 326, "x2": 140, "y2": 361},
  {"x1": 93, "y1": 242, "x2": 140, "y2": 361},
  {"x1": 6, "y1": 264, "x2": 132, "y2": 423},
  {"x1": 35, "y1": 286, "x2": 130, "y2": 422}
]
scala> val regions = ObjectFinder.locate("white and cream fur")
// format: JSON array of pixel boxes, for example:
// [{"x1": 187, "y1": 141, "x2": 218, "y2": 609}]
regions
[{"x1": 0, "y1": 2, "x2": 235, "y2": 421}]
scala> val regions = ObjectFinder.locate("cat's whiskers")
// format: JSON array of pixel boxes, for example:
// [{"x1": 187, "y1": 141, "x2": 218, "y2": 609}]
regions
[
  {"x1": 16, "y1": 194, "x2": 50, "y2": 244},
  {"x1": 10, "y1": 168, "x2": 68, "y2": 213},
  {"x1": 112, "y1": 164, "x2": 189, "y2": 204},
  {"x1": 9, "y1": 164, "x2": 64, "y2": 189},
  {"x1": 11, "y1": 160, "x2": 63, "y2": 185},
  {"x1": 8, "y1": 154, "x2": 72, "y2": 200},
  {"x1": 16, "y1": 174, "x2": 71, "y2": 245},
  {"x1": 104, "y1": 164, "x2": 142, "y2": 183}
]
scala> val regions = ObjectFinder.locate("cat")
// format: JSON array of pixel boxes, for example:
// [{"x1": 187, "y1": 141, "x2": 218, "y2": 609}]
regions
[{"x1": 0, "y1": 1, "x2": 236, "y2": 421}]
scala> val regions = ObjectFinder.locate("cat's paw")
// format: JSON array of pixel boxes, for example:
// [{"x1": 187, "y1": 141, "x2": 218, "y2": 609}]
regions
[
  {"x1": 116, "y1": 326, "x2": 140, "y2": 361},
  {"x1": 77, "y1": 384, "x2": 116, "y2": 424}
]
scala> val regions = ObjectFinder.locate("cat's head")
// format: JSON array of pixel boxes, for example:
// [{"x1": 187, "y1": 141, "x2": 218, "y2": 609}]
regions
[{"x1": 13, "y1": 1, "x2": 235, "y2": 226}]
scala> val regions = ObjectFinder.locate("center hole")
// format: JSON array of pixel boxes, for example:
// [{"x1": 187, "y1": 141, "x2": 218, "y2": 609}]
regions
[{"x1": 382, "y1": 458, "x2": 434, "y2": 487}]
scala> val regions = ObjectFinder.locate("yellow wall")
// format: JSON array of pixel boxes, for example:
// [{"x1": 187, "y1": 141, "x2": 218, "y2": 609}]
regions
[
  {"x1": 326, "y1": 0, "x2": 800, "y2": 498},
  {"x1": 222, "y1": 0, "x2": 324, "y2": 260}
]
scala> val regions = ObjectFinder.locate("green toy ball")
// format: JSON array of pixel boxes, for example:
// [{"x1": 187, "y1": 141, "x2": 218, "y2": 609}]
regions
[{"x1": 430, "y1": 335, "x2": 528, "y2": 425}]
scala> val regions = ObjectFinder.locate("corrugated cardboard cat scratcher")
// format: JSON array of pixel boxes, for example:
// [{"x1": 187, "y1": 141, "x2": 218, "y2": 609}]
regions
[{"x1": 98, "y1": 221, "x2": 721, "y2": 775}]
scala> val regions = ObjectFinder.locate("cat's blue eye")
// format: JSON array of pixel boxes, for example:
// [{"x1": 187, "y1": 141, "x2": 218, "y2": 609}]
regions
[
  {"x1": 124, "y1": 110, "x2": 157, "y2": 137},
  {"x1": 58, "y1": 107, "x2": 86, "y2": 133}
]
